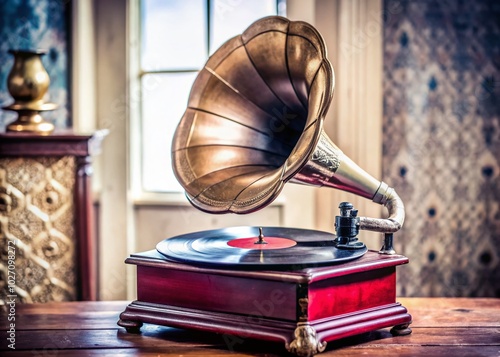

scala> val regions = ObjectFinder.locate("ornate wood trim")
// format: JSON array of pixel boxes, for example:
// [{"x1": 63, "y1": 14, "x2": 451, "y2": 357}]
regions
[{"x1": 75, "y1": 156, "x2": 96, "y2": 300}]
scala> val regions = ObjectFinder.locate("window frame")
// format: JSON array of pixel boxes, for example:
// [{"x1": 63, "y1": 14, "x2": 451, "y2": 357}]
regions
[{"x1": 132, "y1": 0, "x2": 286, "y2": 202}]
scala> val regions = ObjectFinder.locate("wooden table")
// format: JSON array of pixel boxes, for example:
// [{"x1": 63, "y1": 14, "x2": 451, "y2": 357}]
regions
[{"x1": 1, "y1": 298, "x2": 499, "y2": 356}]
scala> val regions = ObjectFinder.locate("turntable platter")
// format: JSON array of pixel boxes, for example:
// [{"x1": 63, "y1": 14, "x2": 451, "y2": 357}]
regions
[{"x1": 156, "y1": 226, "x2": 367, "y2": 268}]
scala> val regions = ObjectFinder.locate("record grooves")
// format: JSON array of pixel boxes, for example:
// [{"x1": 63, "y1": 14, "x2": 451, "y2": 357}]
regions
[{"x1": 156, "y1": 226, "x2": 367, "y2": 268}]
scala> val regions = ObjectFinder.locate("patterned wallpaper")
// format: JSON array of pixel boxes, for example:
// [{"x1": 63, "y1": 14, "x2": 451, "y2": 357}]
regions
[
  {"x1": 383, "y1": 0, "x2": 500, "y2": 297},
  {"x1": 0, "y1": 0, "x2": 70, "y2": 130}
]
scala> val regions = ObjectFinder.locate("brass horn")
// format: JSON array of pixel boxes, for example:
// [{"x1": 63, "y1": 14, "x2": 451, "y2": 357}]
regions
[{"x1": 172, "y1": 16, "x2": 404, "y2": 250}]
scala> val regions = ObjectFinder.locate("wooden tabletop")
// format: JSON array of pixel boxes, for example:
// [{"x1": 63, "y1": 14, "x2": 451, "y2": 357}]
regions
[{"x1": 1, "y1": 298, "x2": 499, "y2": 356}]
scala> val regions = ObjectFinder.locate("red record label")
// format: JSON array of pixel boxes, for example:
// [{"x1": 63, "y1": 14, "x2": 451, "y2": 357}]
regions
[{"x1": 227, "y1": 237, "x2": 297, "y2": 250}]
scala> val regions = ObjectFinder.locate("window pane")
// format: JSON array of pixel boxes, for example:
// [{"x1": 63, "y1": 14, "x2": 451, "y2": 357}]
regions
[
  {"x1": 141, "y1": 72, "x2": 198, "y2": 192},
  {"x1": 210, "y1": 0, "x2": 277, "y2": 53},
  {"x1": 141, "y1": 0, "x2": 207, "y2": 70}
]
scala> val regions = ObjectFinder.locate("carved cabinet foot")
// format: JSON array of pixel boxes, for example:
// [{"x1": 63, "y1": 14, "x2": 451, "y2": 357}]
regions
[
  {"x1": 286, "y1": 322, "x2": 327, "y2": 357},
  {"x1": 390, "y1": 323, "x2": 412, "y2": 336},
  {"x1": 117, "y1": 318, "x2": 143, "y2": 333}
]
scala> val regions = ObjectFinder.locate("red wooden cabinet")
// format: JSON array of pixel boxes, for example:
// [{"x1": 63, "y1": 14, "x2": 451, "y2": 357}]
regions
[{"x1": 119, "y1": 249, "x2": 412, "y2": 356}]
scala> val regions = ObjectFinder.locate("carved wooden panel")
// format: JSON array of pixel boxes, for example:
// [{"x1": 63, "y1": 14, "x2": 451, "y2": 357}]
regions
[
  {"x1": 0, "y1": 156, "x2": 77, "y2": 302},
  {"x1": 0, "y1": 130, "x2": 105, "y2": 302}
]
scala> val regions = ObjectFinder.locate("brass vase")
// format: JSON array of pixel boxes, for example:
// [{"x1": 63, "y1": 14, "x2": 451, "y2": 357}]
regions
[{"x1": 2, "y1": 49, "x2": 57, "y2": 134}]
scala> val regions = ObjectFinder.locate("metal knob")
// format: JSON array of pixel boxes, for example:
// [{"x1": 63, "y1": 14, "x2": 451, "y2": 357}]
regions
[{"x1": 334, "y1": 202, "x2": 365, "y2": 250}]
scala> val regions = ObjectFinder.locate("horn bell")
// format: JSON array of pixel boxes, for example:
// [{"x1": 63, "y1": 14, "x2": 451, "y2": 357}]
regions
[
  {"x1": 172, "y1": 16, "x2": 333, "y2": 214},
  {"x1": 171, "y1": 16, "x2": 405, "y2": 234}
]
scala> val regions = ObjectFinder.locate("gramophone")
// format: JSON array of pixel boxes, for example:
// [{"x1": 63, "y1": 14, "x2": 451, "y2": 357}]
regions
[{"x1": 118, "y1": 16, "x2": 411, "y2": 356}]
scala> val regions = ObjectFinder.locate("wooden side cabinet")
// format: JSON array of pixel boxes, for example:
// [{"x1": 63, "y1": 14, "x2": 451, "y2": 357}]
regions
[{"x1": 0, "y1": 131, "x2": 106, "y2": 302}]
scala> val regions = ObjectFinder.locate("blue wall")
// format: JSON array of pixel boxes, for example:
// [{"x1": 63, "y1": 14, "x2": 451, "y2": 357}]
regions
[{"x1": 0, "y1": 0, "x2": 70, "y2": 130}]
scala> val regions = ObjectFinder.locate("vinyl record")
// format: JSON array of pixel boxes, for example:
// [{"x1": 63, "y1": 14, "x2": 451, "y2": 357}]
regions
[{"x1": 156, "y1": 226, "x2": 367, "y2": 268}]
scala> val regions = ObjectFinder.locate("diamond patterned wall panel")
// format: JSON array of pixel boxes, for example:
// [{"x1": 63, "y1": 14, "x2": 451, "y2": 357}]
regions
[{"x1": 383, "y1": 0, "x2": 500, "y2": 297}]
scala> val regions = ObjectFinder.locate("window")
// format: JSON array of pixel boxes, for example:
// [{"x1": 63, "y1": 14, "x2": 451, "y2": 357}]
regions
[{"x1": 139, "y1": 0, "x2": 285, "y2": 193}]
